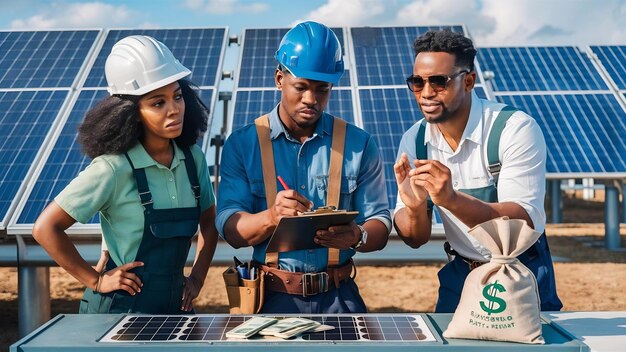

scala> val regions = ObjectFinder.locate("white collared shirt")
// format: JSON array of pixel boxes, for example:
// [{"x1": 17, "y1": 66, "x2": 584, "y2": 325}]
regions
[{"x1": 394, "y1": 91, "x2": 547, "y2": 261}]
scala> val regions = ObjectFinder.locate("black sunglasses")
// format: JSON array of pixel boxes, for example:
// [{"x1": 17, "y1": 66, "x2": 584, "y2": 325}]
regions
[{"x1": 405, "y1": 70, "x2": 470, "y2": 92}]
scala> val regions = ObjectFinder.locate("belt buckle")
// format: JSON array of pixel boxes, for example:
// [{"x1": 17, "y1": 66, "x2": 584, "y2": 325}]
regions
[
  {"x1": 464, "y1": 259, "x2": 484, "y2": 271},
  {"x1": 302, "y1": 272, "x2": 329, "y2": 297}
]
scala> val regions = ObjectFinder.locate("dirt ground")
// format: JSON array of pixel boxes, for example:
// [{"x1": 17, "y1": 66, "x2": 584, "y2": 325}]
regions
[{"x1": 1, "y1": 195, "x2": 625, "y2": 350}]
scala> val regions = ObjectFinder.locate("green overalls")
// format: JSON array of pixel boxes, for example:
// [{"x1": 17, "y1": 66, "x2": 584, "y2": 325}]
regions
[
  {"x1": 415, "y1": 107, "x2": 563, "y2": 313},
  {"x1": 79, "y1": 147, "x2": 201, "y2": 314}
]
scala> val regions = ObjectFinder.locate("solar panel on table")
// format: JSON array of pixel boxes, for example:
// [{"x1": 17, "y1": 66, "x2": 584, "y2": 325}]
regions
[
  {"x1": 99, "y1": 314, "x2": 436, "y2": 342},
  {"x1": 359, "y1": 87, "x2": 420, "y2": 208},
  {"x1": 83, "y1": 28, "x2": 226, "y2": 88},
  {"x1": 590, "y1": 46, "x2": 626, "y2": 90},
  {"x1": 497, "y1": 93, "x2": 626, "y2": 175},
  {"x1": 0, "y1": 90, "x2": 68, "y2": 229},
  {"x1": 0, "y1": 30, "x2": 98, "y2": 88},
  {"x1": 237, "y1": 28, "x2": 350, "y2": 88},
  {"x1": 230, "y1": 89, "x2": 354, "y2": 133},
  {"x1": 478, "y1": 47, "x2": 608, "y2": 92},
  {"x1": 350, "y1": 26, "x2": 465, "y2": 86},
  {"x1": 16, "y1": 89, "x2": 214, "y2": 226}
]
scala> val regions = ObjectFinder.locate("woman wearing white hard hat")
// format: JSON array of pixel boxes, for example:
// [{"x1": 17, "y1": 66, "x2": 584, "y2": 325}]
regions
[{"x1": 33, "y1": 35, "x2": 218, "y2": 314}]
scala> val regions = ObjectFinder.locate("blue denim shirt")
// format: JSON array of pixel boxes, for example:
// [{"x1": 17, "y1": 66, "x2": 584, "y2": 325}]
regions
[{"x1": 216, "y1": 105, "x2": 391, "y2": 272}]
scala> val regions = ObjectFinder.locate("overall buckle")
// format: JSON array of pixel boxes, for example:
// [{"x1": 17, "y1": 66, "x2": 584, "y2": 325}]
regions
[{"x1": 301, "y1": 272, "x2": 329, "y2": 297}]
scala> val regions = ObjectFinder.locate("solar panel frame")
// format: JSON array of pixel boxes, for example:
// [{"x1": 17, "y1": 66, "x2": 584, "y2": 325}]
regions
[
  {"x1": 7, "y1": 27, "x2": 228, "y2": 235},
  {"x1": 349, "y1": 25, "x2": 477, "y2": 87},
  {"x1": 356, "y1": 87, "x2": 426, "y2": 209},
  {"x1": 589, "y1": 45, "x2": 626, "y2": 90},
  {"x1": 495, "y1": 92, "x2": 626, "y2": 178},
  {"x1": 0, "y1": 29, "x2": 101, "y2": 89},
  {"x1": 478, "y1": 46, "x2": 611, "y2": 92},
  {"x1": 0, "y1": 89, "x2": 71, "y2": 231},
  {"x1": 99, "y1": 314, "x2": 438, "y2": 343},
  {"x1": 9, "y1": 88, "x2": 216, "y2": 235},
  {"x1": 82, "y1": 27, "x2": 229, "y2": 89}
]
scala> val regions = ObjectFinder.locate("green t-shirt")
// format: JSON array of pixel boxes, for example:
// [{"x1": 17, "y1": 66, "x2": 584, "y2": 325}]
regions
[{"x1": 55, "y1": 141, "x2": 215, "y2": 266}]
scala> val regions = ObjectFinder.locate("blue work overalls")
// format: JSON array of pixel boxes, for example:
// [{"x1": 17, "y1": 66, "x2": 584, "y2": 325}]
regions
[
  {"x1": 79, "y1": 147, "x2": 201, "y2": 314},
  {"x1": 413, "y1": 107, "x2": 563, "y2": 313}
]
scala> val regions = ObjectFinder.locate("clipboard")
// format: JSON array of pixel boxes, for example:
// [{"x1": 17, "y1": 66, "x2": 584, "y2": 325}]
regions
[{"x1": 265, "y1": 208, "x2": 359, "y2": 253}]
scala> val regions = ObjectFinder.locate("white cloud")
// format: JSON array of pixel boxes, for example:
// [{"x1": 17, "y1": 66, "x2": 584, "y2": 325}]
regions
[
  {"x1": 394, "y1": 0, "x2": 496, "y2": 37},
  {"x1": 297, "y1": 0, "x2": 625, "y2": 46},
  {"x1": 10, "y1": 2, "x2": 135, "y2": 29},
  {"x1": 292, "y1": 0, "x2": 388, "y2": 27},
  {"x1": 476, "y1": 0, "x2": 626, "y2": 46},
  {"x1": 184, "y1": 0, "x2": 269, "y2": 15}
]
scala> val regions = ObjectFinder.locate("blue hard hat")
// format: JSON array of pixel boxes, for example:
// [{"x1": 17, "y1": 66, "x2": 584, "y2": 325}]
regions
[{"x1": 275, "y1": 21, "x2": 344, "y2": 85}]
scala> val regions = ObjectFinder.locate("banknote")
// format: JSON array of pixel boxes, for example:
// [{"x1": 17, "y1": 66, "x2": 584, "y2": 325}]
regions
[
  {"x1": 226, "y1": 317, "x2": 278, "y2": 339},
  {"x1": 259, "y1": 318, "x2": 318, "y2": 335},
  {"x1": 272, "y1": 321, "x2": 321, "y2": 339}
]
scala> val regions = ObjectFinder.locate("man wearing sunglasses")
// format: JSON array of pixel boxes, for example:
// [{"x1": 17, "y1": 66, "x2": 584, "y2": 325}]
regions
[{"x1": 393, "y1": 29, "x2": 562, "y2": 313}]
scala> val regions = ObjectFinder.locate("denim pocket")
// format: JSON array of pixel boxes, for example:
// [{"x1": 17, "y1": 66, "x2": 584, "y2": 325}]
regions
[{"x1": 314, "y1": 175, "x2": 357, "y2": 209}]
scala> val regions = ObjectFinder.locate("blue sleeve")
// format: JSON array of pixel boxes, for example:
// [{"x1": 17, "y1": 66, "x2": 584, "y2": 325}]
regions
[
  {"x1": 215, "y1": 132, "x2": 254, "y2": 238},
  {"x1": 353, "y1": 135, "x2": 391, "y2": 228}
]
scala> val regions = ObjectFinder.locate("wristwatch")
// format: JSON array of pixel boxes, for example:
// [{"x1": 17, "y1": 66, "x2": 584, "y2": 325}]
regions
[{"x1": 352, "y1": 224, "x2": 368, "y2": 250}]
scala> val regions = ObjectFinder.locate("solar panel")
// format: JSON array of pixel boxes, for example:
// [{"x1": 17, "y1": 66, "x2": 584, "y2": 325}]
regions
[
  {"x1": 359, "y1": 87, "x2": 421, "y2": 208},
  {"x1": 478, "y1": 47, "x2": 609, "y2": 92},
  {"x1": 100, "y1": 314, "x2": 436, "y2": 342},
  {"x1": 0, "y1": 30, "x2": 99, "y2": 88},
  {"x1": 0, "y1": 90, "x2": 68, "y2": 229},
  {"x1": 83, "y1": 28, "x2": 227, "y2": 88},
  {"x1": 237, "y1": 28, "x2": 351, "y2": 88},
  {"x1": 15, "y1": 88, "x2": 215, "y2": 226},
  {"x1": 590, "y1": 46, "x2": 626, "y2": 90},
  {"x1": 474, "y1": 85, "x2": 488, "y2": 99},
  {"x1": 350, "y1": 26, "x2": 465, "y2": 86},
  {"x1": 230, "y1": 89, "x2": 354, "y2": 133},
  {"x1": 497, "y1": 93, "x2": 626, "y2": 175}
]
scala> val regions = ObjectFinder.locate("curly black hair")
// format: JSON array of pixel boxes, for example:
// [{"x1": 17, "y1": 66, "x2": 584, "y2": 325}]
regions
[
  {"x1": 413, "y1": 29, "x2": 476, "y2": 71},
  {"x1": 78, "y1": 79, "x2": 209, "y2": 158}
]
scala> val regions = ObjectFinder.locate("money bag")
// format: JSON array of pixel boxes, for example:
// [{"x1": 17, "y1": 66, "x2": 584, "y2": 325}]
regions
[{"x1": 443, "y1": 216, "x2": 544, "y2": 344}]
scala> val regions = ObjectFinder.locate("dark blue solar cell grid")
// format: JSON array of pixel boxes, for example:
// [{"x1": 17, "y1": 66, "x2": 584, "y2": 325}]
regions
[
  {"x1": 0, "y1": 30, "x2": 98, "y2": 88},
  {"x1": 237, "y1": 28, "x2": 351, "y2": 88},
  {"x1": 478, "y1": 47, "x2": 609, "y2": 92},
  {"x1": 497, "y1": 94, "x2": 626, "y2": 174},
  {"x1": 351, "y1": 26, "x2": 465, "y2": 86},
  {"x1": 0, "y1": 90, "x2": 68, "y2": 224},
  {"x1": 17, "y1": 88, "x2": 214, "y2": 225},
  {"x1": 591, "y1": 46, "x2": 626, "y2": 90},
  {"x1": 359, "y1": 88, "x2": 422, "y2": 208},
  {"x1": 474, "y1": 85, "x2": 487, "y2": 99},
  {"x1": 83, "y1": 28, "x2": 226, "y2": 88},
  {"x1": 231, "y1": 89, "x2": 354, "y2": 132}
]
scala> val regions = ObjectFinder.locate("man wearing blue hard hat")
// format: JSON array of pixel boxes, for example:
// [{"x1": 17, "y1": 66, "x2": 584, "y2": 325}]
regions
[{"x1": 217, "y1": 21, "x2": 391, "y2": 313}]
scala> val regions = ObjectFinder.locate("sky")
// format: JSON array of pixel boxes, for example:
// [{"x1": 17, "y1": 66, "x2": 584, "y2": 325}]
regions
[{"x1": 1, "y1": 0, "x2": 625, "y2": 47}]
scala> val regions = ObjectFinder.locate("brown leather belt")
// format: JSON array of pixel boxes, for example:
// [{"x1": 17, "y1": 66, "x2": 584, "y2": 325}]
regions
[
  {"x1": 261, "y1": 261, "x2": 354, "y2": 297},
  {"x1": 444, "y1": 241, "x2": 486, "y2": 271}
]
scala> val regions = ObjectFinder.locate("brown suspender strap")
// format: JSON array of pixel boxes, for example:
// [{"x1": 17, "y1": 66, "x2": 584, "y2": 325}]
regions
[
  {"x1": 256, "y1": 115, "x2": 347, "y2": 269},
  {"x1": 255, "y1": 115, "x2": 277, "y2": 208},
  {"x1": 327, "y1": 118, "x2": 346, "y2": 267},
  {"x1": 255, "y1": 115, "x2": 279, "y2": 267}
]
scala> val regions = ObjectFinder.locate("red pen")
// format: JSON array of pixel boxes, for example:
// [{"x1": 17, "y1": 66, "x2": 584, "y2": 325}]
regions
[{"x1": 277, "y1": 176, "x2": 290, "y2": 190}]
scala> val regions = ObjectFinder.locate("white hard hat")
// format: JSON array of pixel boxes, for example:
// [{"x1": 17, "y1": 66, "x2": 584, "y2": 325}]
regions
[{"x1": 105, "y1": 35, "x2": 191, "y2": 96}]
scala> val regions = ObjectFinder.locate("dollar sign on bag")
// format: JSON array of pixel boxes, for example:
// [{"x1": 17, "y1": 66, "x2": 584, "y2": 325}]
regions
[{"x1": 480, "y1": 280, "x2": 506, "y2": 315}]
